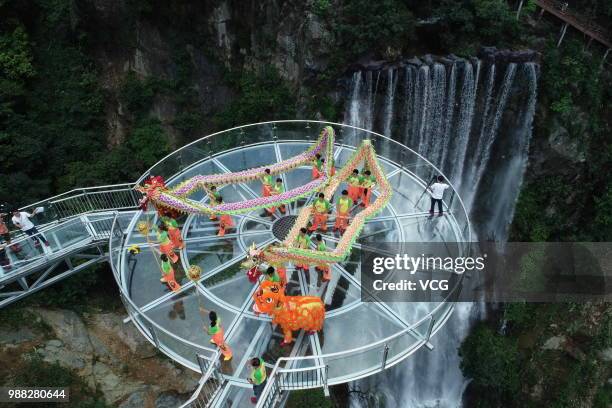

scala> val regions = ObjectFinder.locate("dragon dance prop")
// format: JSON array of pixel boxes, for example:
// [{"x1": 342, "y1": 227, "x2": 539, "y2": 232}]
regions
[
  {"x1": 137, "y1": 125, "x2": 392, "y2": 267},
  {"x1": 253, "y1": 280, "x2": 325, "y2": 345},
  {"x1": 137, "y1": 126, "x2": 335, "y2": 215}
]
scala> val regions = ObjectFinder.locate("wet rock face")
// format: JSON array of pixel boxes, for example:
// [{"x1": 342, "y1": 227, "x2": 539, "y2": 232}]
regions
[
  {"x1": 2, "y1": 308, "x2": 198, "y2": 405},
  {"x1": 478, "y1": 46, "x2": 541, "y2": 64}
]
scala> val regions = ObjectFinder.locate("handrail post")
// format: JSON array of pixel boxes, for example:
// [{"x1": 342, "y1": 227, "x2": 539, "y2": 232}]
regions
[
  {"x1": 196, "y1": 354, "x2": 209, "y2": 374},
  {"x1": 381, "y1": 344, "x2": 390, "y2": 370},
  {"x1": 147, "y1": 322, "x2": 160, "y2": 348},
  {"x1": 82, "y1": 189, "x2": 94, "y2": 213},
  {"x1": 323, "y1": 364, "x2": 330, "y2": 397},
  {"x1": 425, "y1": 316, "x2": 436, "y2": 342}
]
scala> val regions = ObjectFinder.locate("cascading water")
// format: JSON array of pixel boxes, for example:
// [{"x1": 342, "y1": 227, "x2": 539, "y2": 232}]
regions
[{"x1": 344, "y1": 57, "x2": 539, "y2": 407}]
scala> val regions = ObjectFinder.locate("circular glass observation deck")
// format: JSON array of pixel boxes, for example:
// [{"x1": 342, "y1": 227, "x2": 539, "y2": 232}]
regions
[{"x1": 109, "y1": 121, "x2": 470, "y2": 397}]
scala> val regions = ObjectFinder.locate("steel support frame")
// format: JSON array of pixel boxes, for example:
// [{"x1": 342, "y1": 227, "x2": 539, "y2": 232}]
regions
[{"x1": 0, "y1": 244, "x2": 107, "y2": 308}]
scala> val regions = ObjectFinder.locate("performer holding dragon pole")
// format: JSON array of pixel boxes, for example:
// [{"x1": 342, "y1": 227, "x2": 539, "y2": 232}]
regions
[
  {"x1": 160, "y1": 254, "x2": 181, "y2": 292},
  {"x1": 333, "y1": 190, "x2": 352, "y2": 233},
  {"x1": 266, "y1": 178, "x2": 286, "y2": 215},
  {"x1": 360, "y1": 170, "x2": 376, "y2": 208},
  {"x1": 294, "y1": 228, "x2": 311, "y2": 272},
  {"x1": 312, "y1": 153, "x2": 323, "y2": 179},
  {"x1": 155, "y1": 223, "x2": 179, "y2": 263},
  {"x1": 347, "y1": 169, "x2": 363, "y2": 204},
  {"x1": 207, "y1": 185, "x2": 221, "y2": 221},
  {"x1": 216, "y1": 197, "x2": 234, "y2": 236},
  {"x1": 309, "y1": 192, "x2": 331, "y2": 232},
  {"x1": 261, "y1": 168, "x2": 273, "y2": 197},
  {"x1": 314, "y1": 234, "x2": 330, "y2": 281},
  {"x1": 161, "y1": 216, "x2": 184, "y2": 249}
]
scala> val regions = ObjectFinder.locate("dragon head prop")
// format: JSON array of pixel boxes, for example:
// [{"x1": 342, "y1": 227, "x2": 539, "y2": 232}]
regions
[{"x1": 240, "y1": 242, "x2": 264, "y2": 270}]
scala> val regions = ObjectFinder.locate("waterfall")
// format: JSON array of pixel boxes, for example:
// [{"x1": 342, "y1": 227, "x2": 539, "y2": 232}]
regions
[{"x1": 344, "y1": 57, "x2": 539, "y2": 407}]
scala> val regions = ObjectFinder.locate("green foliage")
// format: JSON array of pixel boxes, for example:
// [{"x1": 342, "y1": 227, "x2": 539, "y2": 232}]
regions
[
  {"x1": 286, "y1": 388, "x2": 332, "y2": 408},
  {"x1": 334, "y1": 0, "x2": 415, "y2": 58},
  {"x1": 503, "y1": 302, "x2": 537, "y2": 330},
  {"x1": 510, "y1": 176, "x2": 572, "y2": 241},
  {"x1": 433, "y1": 0, "x2": 520, "y2": 55},
  {"x1": 214, "y1": 66, "x2": 296, "y2": 129},
  {"x1": 593, "y1": 384, "x2": 612, "y2": 408},
  {"x1": 119, "y1": 71, "x2": 156, "y2": 117},
  {"x1": 460, "y1": 324, "x2": 521, "y2": 400},
  {"x1": 0, "y1": 26, "x2": 34, "y2": 82},
  {"x1": 312, "y1": 0, "x2": 331, "y2": 17}
]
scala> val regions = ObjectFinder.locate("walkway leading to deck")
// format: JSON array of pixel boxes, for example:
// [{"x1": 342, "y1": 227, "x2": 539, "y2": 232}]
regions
[{"x1": 516, "y1": 0, "x2": 611, "y2": 63}]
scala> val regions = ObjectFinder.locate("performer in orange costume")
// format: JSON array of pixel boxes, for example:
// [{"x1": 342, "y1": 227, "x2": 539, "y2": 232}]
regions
[
  {"x1": 347, "y1": 169, "x2": 362, "y2": 204},
  {"x1": 207, "y1": 185, "x2": 221, "y2": 221},
  {"x1": 156, "y1": 223, "x2": 178, "y2": 263},
  {"x1": 266, "y1": 178, "x2": 286, "y2": 215},
  {"x1": 253, "y1": 281, "x2": 325, "y2": 346},
  {"x1": 160, "y1": 254, "x2": 181, "y2": 292},
  {"x1": 294, "y1": 228, "x2": 311, "y2": 272},
  {"x1": 162, "y1": 216, "x2": 184, "y2": 249},
  {"x1": 314, "y1": 234, "x2": 330, "y2": 281},
  {"x1": 361, "y1": 170, "x2": 376, "y2": 207},
  {"x1": 333, "y1": 190, "x2": 352, "y2": 233},
  {"x1": 216, "y1": 196, "x2": 234, "y2": 236},
  {"x1": 312, "y1": 153, "x2": 323, "y2": 179},
  {"x1": 208, "y1": 311, "x2": 233, "y2": 361},
  {"x1": 261, "y1": 168, "x2": 273, "y2": 197},
  {"x1": 309, "y1": 193, "x2": 331, "y2": 232}
]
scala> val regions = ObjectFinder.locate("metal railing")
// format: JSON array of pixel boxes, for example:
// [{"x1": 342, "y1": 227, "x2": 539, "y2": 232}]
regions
[
  {"x1": 108, "y1": 215, "x2": 218, "y2": 370},
  {"x1": 256, "y1": 363, "x2": 328, "y2": 408},
  {"x1": 180, "y1": 353, "x2": 225, "y2": 408},
  {"x1": 19, "y1": 183, "x2": 142, "y2": 224},
  {"x1": 0, "y1": 213, "x2": 121, "y2": 280}
]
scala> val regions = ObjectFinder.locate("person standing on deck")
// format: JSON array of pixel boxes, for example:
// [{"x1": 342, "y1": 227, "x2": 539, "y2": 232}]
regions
[
  {"x1": 266, "y1": 178, "x2": 286, "y2": 215},
  {"x1": 347, "y1": 169, "x2": 363, "y2": 204},
  {"x1": 264, "y1": 266, "x2": 281, "y2": 283},
  {"x1": 161, "y1": 216, "x2": 184, "y2": 249},
  {"x1": 294, "y1": 228, "x2": 312, "y2": 272},
  {"x1": 248, "y1": 357, "x2": 267, "y2": 404},
  {"x1": 156, "y1": 223, "x2": 179, "y2": 263},
  {"x1": 160, "y1": 253, "x2": 180, "y2": 291},
  {"x1": 208, "y1": 311, "x2": 233, "y2": 361},
  {"x1": 333, "y1": 190, "x2": 352, "y2": 233},
  {"x1": 261, "y1": 168, "x2": 273, "y2": 197},
  {"x1": 428, "y1": 176, "x2": 449, "y2": 217},
  {"x1": 312, "y1": 153, "x2": 323, "y2": 179},
  {"x1": 216, "y1": 197, "x2": 234, "y2": 236},
  {"x1": 11, "y1": 209, "x2": 49, "y2": 247},
  {"x1": 309, "y1": 193, "x2": 331, "y2": 232},
  {"x1": 207, "y1": 186, "x2": 221, "y2": 220},
  {"x1": 314, "y1": 234, "x2": 330, "y2": 281},
  {"x1": 360, "y1": 170, "x2": 376, "y2": 207}
]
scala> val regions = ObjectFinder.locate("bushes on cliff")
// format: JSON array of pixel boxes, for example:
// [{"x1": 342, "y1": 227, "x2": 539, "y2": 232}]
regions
[
  {"x1": 459, "y1": 324, "x2": 522, "y2": 403},
  {"x1": 433, "y1": 0, "x2": 520, "y2": 54}
]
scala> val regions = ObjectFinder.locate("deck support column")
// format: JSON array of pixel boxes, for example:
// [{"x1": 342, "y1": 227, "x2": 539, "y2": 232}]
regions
[
  {"x1": 516, "y1": 0, "x2": 524, "y2": 20},
  {"x1": 601, "y1": 49, "x2": 611, "y2": 69},
  {"x1": 557, "y1": 23, "x2": 569, "y2": 47}
]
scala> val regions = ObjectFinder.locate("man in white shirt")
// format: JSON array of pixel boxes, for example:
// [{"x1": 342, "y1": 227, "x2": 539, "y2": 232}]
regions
[
  {"x1": 11, "y1": 209, "x2": 49, "y2": 247},
  {"x1": 428, "y1": 176, "x2": 449, "y2": 217}
]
